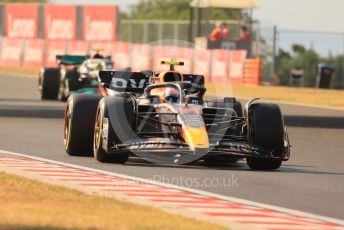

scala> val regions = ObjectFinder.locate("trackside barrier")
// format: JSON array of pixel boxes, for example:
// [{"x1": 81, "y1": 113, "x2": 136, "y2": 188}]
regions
[
  {"x1": 0, "y1": 37, "x2": 24, "y2": 66},
  {"x1": 0, "y1": 37, "x2": 257, "y2": 86},
  {"x1": 112, "y1": 41, "x2": 131, "y2": 69},
  {"x1": 131, "y1": 43, "x2": 152, "y2": 71},
  {"x1": 5, "y1": 3, "x2": 38, "y2": 39},
  {"x1": 83, "y1": 5, "x2": 117, "y2": 42},
  {"x1": 153, "y1": 45, "x2": 176, "y2": 73},
  {"x1": 193, "y1": 48, "x2": 211, "y2": 83},
  {"x1": 66, "y1": 40, "x2": 89, "y2": 55},
  {"x1": 228, "y1": 50, "x2": 247, "y2": 85},
  {"x1": 89, "y1": 42, "x2": 113, "y2": 56},
  {"x1": 23, "y1": 39, "x2": 44, "y2": 68},
  {"x1": 173, "y1": 47, "x2": 193, "y2": 74},
  {"x1": 244, "y1": 58, "x2": 262, "y2": 85},
  {"x1": 210, "y1": 49, "x2": 229, "y2": 84},
  {"x1": 45, "y1": 40, "x2": 67, "y2": 67},
  {"x1": 44, "y1": 5, "x2": 77, "y2": 41}
]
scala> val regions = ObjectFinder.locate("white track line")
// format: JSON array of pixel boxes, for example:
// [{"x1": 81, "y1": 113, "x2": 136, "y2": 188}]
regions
[{"x1": 0, "y1": 149, "x2": 343, "y2": 226}]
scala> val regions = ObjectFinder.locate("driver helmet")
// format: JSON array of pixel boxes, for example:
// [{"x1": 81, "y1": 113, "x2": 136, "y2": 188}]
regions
[{"x1": 164, "y1": 87, "x2": 180, "y2": 103}]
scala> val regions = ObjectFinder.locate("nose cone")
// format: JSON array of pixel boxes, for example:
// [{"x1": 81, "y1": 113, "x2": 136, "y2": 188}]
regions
[{"x1": 182, "y1": 126, "x2": 209, "y2": 150}]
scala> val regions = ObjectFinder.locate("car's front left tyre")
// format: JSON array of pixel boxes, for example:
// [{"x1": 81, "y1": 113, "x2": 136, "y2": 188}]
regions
[{"x1": 246, "y1": 103, "x2": 284, "y2": 170}]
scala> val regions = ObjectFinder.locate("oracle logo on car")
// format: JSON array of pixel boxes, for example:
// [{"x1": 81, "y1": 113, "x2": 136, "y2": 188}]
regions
[
  {"x1": 7, "y1": 15, "x2": 35, "y2": 38},
  {"x1": 85, "y1": 17, "x2": 113, "y2": 41},
  {"x1": 46, "y1": 17, "x2": 74, "y2": 40}
]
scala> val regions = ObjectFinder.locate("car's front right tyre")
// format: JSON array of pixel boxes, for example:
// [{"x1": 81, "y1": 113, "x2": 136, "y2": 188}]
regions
[
  {"x1": 246, "y1": 103, "x2": 284, "y2": 170},
  {"x1": 93, "y1": 100, "x2": 129, "y2": 164}
]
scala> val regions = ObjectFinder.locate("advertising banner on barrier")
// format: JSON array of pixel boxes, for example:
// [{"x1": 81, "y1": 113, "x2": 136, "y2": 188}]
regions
[
  {"x1": 66, "y1": 40, "x2": 89, "y2": 55},
  {"x1": 23, "y1": 39, "x2": 44, "y2": 67},
  {"x1": 0, "y1": 37, "x2": 24, "y2": 66},
  {"x1": 210, "y1": 49, "x2": 229, "y2": 84},
  {"x1": 83, "y1": 6, "x2": 117, "y2": 42},
  {"x1": 131, "y1": 44, "x2": 152, "y2": 71},
  {"x1": 173, "y1": 47, "x2": 193, "y2": 73},
  {"x1": 44, "y1": 4, "x2": 76, "y2": 40},
  {"x1": 153, "y1": 46, "x2": 176, "y2": 73},
  {"x1": 45, "y1": 41, "x2": 67, "y2": 67},
  {"x1": 228, "y1": 50, "x2": 247, "y2": 85},
  {"x1": 89, "y1": 42, "x2": 113, "y2": 57},
  {"x1": 113, "y1": 41, "x2": 131, "y2": 69},
  {"x1": 5, "y1": 4, "x2": 38, "y2": 39},
  {"x1": 193, "y1": 49, "x2": 211, "y2": 82}
]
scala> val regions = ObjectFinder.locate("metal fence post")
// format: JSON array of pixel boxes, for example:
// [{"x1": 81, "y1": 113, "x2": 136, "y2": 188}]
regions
[
  {"x1": 272, "y1": 26, "x2": 278, "y2": 80},
  {"x1": 143, "y1": 22, "x2": 148, "y2": 43},
  {"x1": 174, "y1": 23, "x2": 179, "y2": 45},
  {"x1": 158, "y1": 22, "x2": 163, "y2": 44}
]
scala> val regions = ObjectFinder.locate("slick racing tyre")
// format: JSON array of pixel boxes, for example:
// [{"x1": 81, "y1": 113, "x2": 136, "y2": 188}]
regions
[
  {"x1": 39, "y1": 68, "x2": 60, "y2": 100},
  {"x1": 93, "y1": 96, "x2": 133, "y2": 164},
  {"x1": 59, "y1": 70, "x2": 80, "y2": 102},
  {"x1": 247, "y1": 103, "x2": 284, "y2": 170},
  {"x1": 64, "y1": 94, "x2": 102, "y2": 156}
]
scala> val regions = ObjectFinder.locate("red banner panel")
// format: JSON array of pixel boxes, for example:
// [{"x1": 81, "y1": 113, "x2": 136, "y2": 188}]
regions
[
  {"x1": 228, "y1": 50, "x2": 247, "y2": 85},
  {"x1": 5, "y1": 4, "x2": 38, "y2": 39},
  {"x1": 173, "y1": 47, "x2": 193, "y2": 74},
  {"x1": 83, "y1": 6, "x2": 117, "y2": 42},
  {"x1": 67, "y1": 40, "x2": 89, "y2": 55},
  {"x1": 193, "y1": 49, "x2": 211, "y2": 83},
  {"x1": 112, "y1": 42, "x2": 131, "y2": 69},
  {"x1": 23, "y1": 39, "x2": 44, "y2": 67},
  {"x1": 0, "y1": 38, "x2": 24, "y2": 66},
  {"x1": 45, "y1": 40, "x2": 67, "y2": 67},
  {"x1": 131, "y1": 44, "x2": 152, "y2": 71},
  {"x1": 210, "y1": 49, "x2": 229, "y2": 84},
  {"x1": 89, "y1": 42, "x2": 113, "y2": 57},
  {"x1": 153, "y1": 46, "x2": 176, "y2": 73},
  {"x1": 44, "y1": 4, "x2": 76, "y2": 40}
]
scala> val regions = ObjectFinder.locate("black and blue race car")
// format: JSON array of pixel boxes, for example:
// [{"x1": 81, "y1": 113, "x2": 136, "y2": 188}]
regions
[{"x1": 63, "y1": 60, "x2": 291, "y2": 170}]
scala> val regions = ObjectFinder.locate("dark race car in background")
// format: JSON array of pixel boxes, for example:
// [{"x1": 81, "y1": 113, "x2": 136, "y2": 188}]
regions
[
  {"x1": 38, "y1": 54, "x2": 113, "y2": 101},
  {"x1": 64, "y1": 61, "x2": 291, "y2": 170}
]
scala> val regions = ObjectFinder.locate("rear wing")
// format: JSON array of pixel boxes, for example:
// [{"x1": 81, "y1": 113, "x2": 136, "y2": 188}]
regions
[
  {"x1": 98, "y1": 71, "x2": 150, "y2": 94},
  {"x1": 56, "y1": 55, "x2": 90, "y2": 66},
  {"x1": 183, "y1": 74, "x2": 205, "y2": 86}
]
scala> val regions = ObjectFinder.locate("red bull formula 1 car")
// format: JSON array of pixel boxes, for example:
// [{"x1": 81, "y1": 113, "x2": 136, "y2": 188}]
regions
[{"x1": 64, "y1": 61, "x2": 290, "y2": 170}]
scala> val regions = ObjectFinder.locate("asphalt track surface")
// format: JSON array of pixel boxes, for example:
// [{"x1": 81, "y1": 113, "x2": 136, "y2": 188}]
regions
[{"x1": 0, "y1": 73, "x2": 343, "y2": 220}]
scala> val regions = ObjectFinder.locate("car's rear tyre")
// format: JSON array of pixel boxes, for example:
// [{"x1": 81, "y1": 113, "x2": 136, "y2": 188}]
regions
[
  {"x1": 246, "y1": 103, "x2": 284, "y2": 170},
  {"x1": 39, "y1": 68, "x2": 60, "y2": 100},
  {"x1": 64, "y1": 94, "x2": 102, "y2": 156},
  {"x1": 59, "y1": 70, "x2": 80, "y2": 102}
]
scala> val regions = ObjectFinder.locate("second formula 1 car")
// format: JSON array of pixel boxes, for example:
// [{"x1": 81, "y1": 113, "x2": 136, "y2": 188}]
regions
[
  {"x1": 64, "y1": 61, "x2": 290, "y2": 170},
  {"x1": 39, "y1": 53, "x2": 113, "y2": 101}
]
